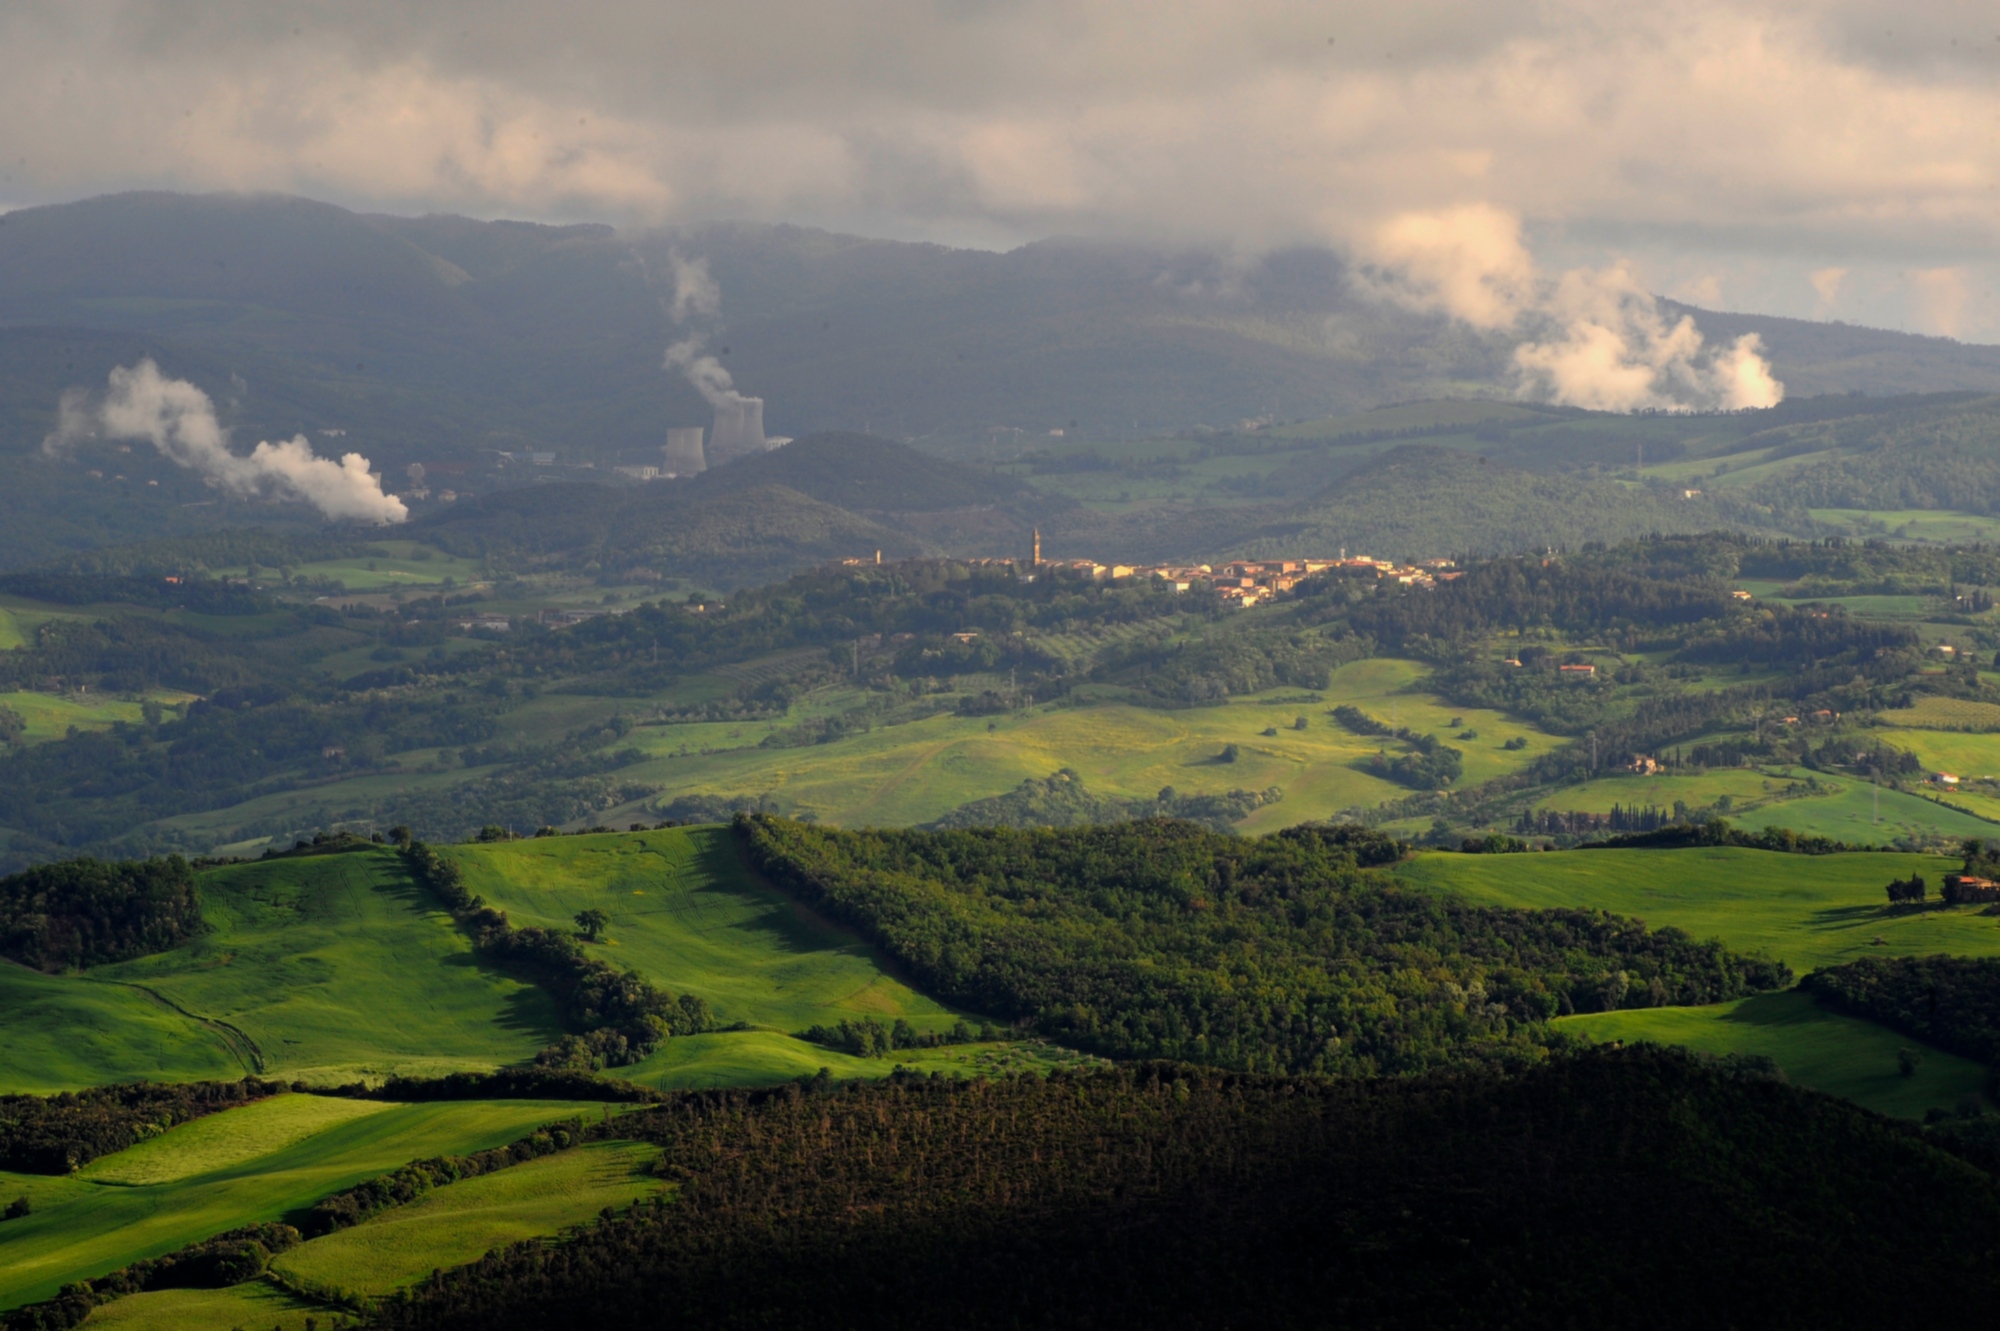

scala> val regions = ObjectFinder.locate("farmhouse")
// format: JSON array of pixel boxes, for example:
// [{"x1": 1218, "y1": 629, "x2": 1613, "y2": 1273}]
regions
[
  {"x1": 1942, "y1": 874, "x2": 2000, "y2": 904},
  {"x1": 1558, "y1": 663, "x2": 1596, "y2": 678}
]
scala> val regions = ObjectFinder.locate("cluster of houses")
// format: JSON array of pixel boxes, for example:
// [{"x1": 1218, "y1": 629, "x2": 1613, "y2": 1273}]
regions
[{"x1": 839, "y1": 536, "x2": 1460, "y2": 608}]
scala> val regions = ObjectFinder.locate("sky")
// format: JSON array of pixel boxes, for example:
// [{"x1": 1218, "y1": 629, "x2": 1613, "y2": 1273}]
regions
[{"x1": 2, "y1": 0, "x2": 1997, "y2": 341}]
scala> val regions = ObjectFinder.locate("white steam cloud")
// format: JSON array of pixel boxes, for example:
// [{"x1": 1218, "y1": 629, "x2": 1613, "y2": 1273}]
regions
[
  {"x1": 667, "y1": 251, "x2": 721, "y2": 322},
  {"x1": 1365, "y1": 204, "x2": 1783, "y2": 412},
  {"x1": 663, "y1": 334, "x2": 742, "y2": 412},
  {"x1": 47, "y1": 360, "x2": 408, "y2": 524}
]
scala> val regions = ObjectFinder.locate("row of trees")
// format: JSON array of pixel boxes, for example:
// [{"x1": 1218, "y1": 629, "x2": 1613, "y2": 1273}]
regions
[{"x1": 399, "y1": 842, "x2": 712, "y2": 1068}]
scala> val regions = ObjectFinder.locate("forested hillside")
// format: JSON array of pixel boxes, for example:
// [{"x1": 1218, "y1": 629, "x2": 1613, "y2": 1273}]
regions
[
  {"x1": 363, "y1": 1051, "x2": 2000, "y2": 1329},
  {"x1": 739, "y1": 817, "x2": 1790, "y2": 1073}
]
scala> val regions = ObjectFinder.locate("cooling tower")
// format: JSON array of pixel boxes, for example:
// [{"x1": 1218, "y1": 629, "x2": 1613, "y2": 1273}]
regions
[
  {"x1": 662, "y1": 427, "x2": 707, "y2": 476},
  {"x1": 707, "y1": 396, "x2": 767, "y2": 466}
]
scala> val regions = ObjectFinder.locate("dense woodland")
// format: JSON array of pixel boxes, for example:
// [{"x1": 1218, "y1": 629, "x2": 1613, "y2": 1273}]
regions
[
  {"x1": 362, "y1": 1049, "x2": 2000, "y2": 1330},
  {"x1": 0, "y1": 1078, "x2": 282, "y2": 1174},
  {"x1": 739, "y1": 816, "x2": 1790, "y2": 1075},
  {"x1": 0, "y1": 855, "x2": 202, "y2": 970},
  {"x1": 1807, "y1": 954, "x2": 2000, "y2": 1073}
]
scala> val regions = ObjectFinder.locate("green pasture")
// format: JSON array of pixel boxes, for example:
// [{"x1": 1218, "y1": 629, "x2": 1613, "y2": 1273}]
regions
[
  {"x1": 75, "y1": 850, "x2": 560, "y2": 1088},
  {"x1": 0, "y1": 1096, "x2": 611, "y2": 1311},
  {"x1": 1809, "y1": 508, "x2": 2000, "y2": 544},
  {"x1": 82, "y1": 1282, "x2": 322, "y2": 1331},
  {"x1": 617, "y1": 658, "x2": 1546, "y2": 832},
  {"x1": 1396, "y1": 846, "x2": 2000, "y2": 973},
  {"x1": 1878, "y1": 697, "x2": 2000, "y2": 731},
  {"x1": 272, "y1": 1139, "x2": 663, "y2": 1296},
  {"x1": 447, "y1": 828, "x2": 966, "y2": 1036},
  {"x1": 0, "y1": 609, "x2": 20, "y2": 652},
  {"x1": 622, "y1": 1031, "x2": 1083, "y2": 1091},
  {"x1": 81, "y1": 1096, "x2": 396, "y2": 1187},
  {"x1": 0, "y1": 965, "x2": 246, "y2": 1094},
  {"x1": 1874, "y1": 728, "x2": 2000, "y2": 780},
  {"x1": 1526, "y1": 766, "x2": 1999, "y2": 845},
  {"x1": 1560, "y1": 990, "x2": 1987, "y2": 1120},
  {"x1": 0, "y1": 690, "x2": 193, "y2": 745}
]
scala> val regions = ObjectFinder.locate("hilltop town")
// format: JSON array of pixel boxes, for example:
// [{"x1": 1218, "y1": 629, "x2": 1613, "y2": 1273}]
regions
[{"x1": 840, "y1": 530, "x2": 1459, "y2": 607}]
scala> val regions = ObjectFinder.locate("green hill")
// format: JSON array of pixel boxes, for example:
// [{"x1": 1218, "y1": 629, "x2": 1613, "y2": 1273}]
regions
[
  {"x1": 443, "y1": 827, "x2": 995, "y2": 1088},
  {"x1": 0, "y1": 849, "x2": 561, "y2": 1092},
  {"x1": 0, "y1": 1093, "x2": 609, "y2": 1311}
]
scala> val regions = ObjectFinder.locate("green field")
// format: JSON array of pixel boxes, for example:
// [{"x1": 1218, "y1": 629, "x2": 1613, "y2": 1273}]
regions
[
  {"x1": 1527, "y1": 766, "x2": 2000, "y2": 845},
  {"x1": 271, "y1": 1139, "x2": 663, "y2": 1296},
  {"x1": 1394, "y1": 846, "x2": 1998, "y2": 973},
  {"x1": 1807, "y1": 508, "x2": 2000, "y2": 544},
  {"x1": 0, "y1": 964, "x2": 247, "y2": 1094},
  {"x1": 1878, "y1": 697, "x2": 2000, "y2": 732},
  {"x1": 1560, "y1": 990, "x2": 1988, "y2": 1120},
  {"x1": 0, "y1": 850, "x2": 562, "y2": 1094},
  {"x1": 81, "y1": 1282, "x2": 321, "y2": 1331},
  {"x1": 449, "y1": 828, "x2": 968, "y2": 1036},
  {"x1": 0, "y1": 689, "x2": 194, "y2": 745},
  {"x1": 0, "y1": 609, "x2": 21, "y2": 652},
  {"x1": 0, "y1": 1095, "x2": 613, "y2": 1311},
  {"x1": 613, "y1": 659, "x2": 1549, "y2": 833},
  {"x1": 1875, "y1": 728, "x2": 2000, "y2": 781}
]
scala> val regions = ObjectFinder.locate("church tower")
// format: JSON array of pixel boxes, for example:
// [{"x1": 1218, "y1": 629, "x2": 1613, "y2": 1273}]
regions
[{"x1": 1032, "y1": 528, "x2": 1041, "y2": 565}]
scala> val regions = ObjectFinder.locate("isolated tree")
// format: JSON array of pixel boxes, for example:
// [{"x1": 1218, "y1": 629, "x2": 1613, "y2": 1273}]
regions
[
  {"x1": 574, "y1": 909, "x2": 610, "y2": 942},
  {"x1": 1898, "y1": 1047, "x2": 1922, "y2": 1078}
]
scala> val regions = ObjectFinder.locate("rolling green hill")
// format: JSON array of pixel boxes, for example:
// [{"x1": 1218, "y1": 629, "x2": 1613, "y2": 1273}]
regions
[
  {"x1": 0, "y1": 850, "x2": 561, "y2": 1092},
  {"x1": 0, "y1": 1094, "x2": 610, "y2": 1312}
]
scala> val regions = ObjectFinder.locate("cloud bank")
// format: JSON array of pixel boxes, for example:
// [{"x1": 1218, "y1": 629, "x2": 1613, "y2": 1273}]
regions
[
  {"x1": 1, "y1": 1, "x2": 1995, "y2": 337},
  {"x1": 1365, "y1": 203, "x2": 1783, "y2": 410},
  {"x1": 48, "y1": 360, "x2": 408, "y2": 524}
]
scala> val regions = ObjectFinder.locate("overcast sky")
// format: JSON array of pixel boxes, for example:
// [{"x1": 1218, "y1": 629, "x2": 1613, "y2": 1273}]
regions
[{"x1": 3, "y1": 0, "x2": 1997, "y2": 339}]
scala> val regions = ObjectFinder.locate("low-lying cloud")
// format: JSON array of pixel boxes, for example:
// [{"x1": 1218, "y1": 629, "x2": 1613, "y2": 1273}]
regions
[
  {"x1": 47, "y1": 360, "x2": 408, "y2": 524},
  {"x1": 1366, "y1": 204, "x2": 1783, "y2": 411}
]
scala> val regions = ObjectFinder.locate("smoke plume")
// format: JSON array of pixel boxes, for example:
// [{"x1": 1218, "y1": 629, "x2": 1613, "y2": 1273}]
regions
[
  {"x1": 1365, "y1": 205, "x2": 1783, "y2": 412},
  {"x1": 47, "y1": 360, "x2": 408, "y2": 524}
]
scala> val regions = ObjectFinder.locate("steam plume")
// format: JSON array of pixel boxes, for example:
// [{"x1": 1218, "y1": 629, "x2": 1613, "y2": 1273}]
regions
[
  {"x1": 1365, "y1": 205, "x2": 1783, "y2": 412},
  {"x1": 47, "y1": 360, "x2": 408, "y2": 524},
  {"x1": 667, "y1": 251, "x2": 721, "y2": 322}
]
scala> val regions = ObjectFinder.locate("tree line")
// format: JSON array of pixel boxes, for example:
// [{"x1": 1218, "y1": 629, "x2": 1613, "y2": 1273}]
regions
[{"x1": 0, "y1": 854, "x2": 203, "y2": 971}]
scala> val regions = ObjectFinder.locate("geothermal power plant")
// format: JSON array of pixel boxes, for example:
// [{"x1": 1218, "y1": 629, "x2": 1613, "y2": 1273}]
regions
[
  {"x1": 662, "y1": 426, "x2": 707, "y2": 475},
  {"x1": 707, "y1": 396, "x2": 767, "y2": 466},
  {"x1": 665, "y1": 396, "x2": 790, "y2": 475}
]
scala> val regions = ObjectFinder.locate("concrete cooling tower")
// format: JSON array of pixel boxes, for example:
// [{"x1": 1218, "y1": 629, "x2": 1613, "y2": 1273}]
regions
[
  {"x1": 707, "y1": 396, "x2": 767, "y2": 466},
  {"x1": 662, "y1": 427, "x2": 707, "y2": 476}
]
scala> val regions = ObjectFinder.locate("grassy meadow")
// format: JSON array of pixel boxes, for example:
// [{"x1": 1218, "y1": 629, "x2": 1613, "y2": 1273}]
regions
[
  {"x1": 1526, "y1": 765, "x2": 2000, "y2": 845},
  {"x1": 0, "y1": 1095, "x2": 613, "y2": 1311},
  {"x1": 0, "y1": 689, "x2": 195, "y2": 746},
  {"x1": 615, "y1": 658, "x2": 1548, "y2": 832},
  {"x1": 0, "y1": 964, "x2": 246, "y2": 1094},
  {"x1": 0, "y1": 850, "x2": 563, "y2": 1094},
  {"x1": 1394, "y1": 846, "x2": 1993, "y2": 974},
  {"x1": 270, "y1": 1139, "x2": 664, "y2": 1296},
  {"x1": 1560, "y1": 990, "x2": 1988, "y2": 1120},
  {"x1": 448, "y1": 827, "x2": 969, "y2": 1037}
]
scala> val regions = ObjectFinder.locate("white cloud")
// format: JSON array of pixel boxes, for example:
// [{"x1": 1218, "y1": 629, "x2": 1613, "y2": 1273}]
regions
[
  {"x1": 0, "y1": 2, "x2": 1996, "y2": 334},
  {"x1": 48, "y1": 360, "x2": 407, "y2": 524}
]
